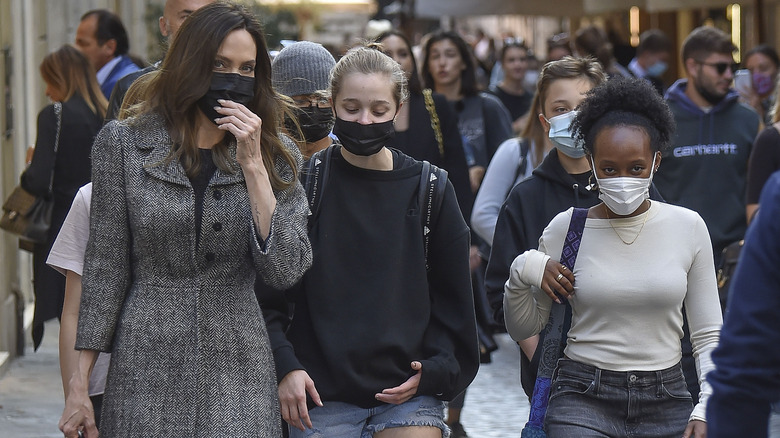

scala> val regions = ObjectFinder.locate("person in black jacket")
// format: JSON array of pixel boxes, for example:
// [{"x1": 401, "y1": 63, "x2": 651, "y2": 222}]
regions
[
  {"x1": 21, "y1": 45, "x2": 107, "y2": 349},
  {"x1": 265, "y1": 44, "x2": 479, "y2": 438},
  {"x1": 377, "y1": 30, "x2": 473, "y2": 222}
]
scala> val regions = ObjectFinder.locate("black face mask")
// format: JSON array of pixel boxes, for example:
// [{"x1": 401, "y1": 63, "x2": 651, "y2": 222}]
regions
[
  {"x1": 285, "y1": 106, "x2": 335, "y2": 143},
  {"x1": 197, "y1": 72, "x2": 255, "y2": 125},
  {"x1": 332, "y1": 117, "x2": 395, "y2": 156}
]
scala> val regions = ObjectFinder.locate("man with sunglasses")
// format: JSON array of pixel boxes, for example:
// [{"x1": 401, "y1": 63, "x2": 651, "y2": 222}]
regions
[
  {"x1": 658, "y1": 26, "x2": 759, "y2": 267},
  {"x1": 656, "y1": 26, "x2": 759, "y2": 408}
]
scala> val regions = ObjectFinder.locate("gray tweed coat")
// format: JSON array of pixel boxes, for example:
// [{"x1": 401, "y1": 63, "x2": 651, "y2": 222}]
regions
[{"x1": 75, "y1": 113, "x2": 312, "y2": 437}]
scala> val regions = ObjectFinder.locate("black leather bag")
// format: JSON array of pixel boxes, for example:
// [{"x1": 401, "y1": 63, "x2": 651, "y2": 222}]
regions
[
  {"x1": 0, "y1": 102, "x2": 61, "y2": 247},
  {"x1": 716, "y1": 239, "x2": 744, "y2": 312}
]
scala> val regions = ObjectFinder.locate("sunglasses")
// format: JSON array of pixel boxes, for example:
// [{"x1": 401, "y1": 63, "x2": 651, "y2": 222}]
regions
[{"x1": 696, "y1": 60, "x2": 739, "y2": 75}]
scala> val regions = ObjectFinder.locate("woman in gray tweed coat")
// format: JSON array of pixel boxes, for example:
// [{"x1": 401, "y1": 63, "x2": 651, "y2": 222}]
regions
[{"x1": 58, "y1": 3, "x2": 312, "y2": 437}]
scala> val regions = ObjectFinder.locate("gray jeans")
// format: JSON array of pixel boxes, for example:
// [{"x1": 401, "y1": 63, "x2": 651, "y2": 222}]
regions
[{"x1": 544, "y1": 359, "x2": 693, "y2": 438}]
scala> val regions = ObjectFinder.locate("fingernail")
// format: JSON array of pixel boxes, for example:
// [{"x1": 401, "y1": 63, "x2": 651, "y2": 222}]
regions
[{"x1": 214, "y1": 106, "x2": 221, "y2": 110}]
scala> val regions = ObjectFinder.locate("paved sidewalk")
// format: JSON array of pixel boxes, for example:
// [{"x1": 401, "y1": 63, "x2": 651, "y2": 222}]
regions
[
  {"x1": 0, "y1": 321, "x2": 529, "y2": 437},
  {"x1": 0, "y1": 320, "x2": 64, "y2": 438}
]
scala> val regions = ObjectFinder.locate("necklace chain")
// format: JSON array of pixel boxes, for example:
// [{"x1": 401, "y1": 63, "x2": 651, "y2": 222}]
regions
[{"x1": 604, "y1": 202, "x2": 649, "y2": 245}]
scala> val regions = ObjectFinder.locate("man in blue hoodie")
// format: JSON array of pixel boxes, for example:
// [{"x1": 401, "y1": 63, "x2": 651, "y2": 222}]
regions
[{"x1": 659, "y1": 26, "x2": 759, "y2": 267}]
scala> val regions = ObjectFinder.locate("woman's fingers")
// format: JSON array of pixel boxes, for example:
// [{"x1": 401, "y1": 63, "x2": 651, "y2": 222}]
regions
[{"x1": 542, "y1": 260, "x2": 576, "y2": 302}]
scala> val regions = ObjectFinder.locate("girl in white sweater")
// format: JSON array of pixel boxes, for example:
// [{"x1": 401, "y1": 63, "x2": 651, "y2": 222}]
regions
[{"x1": 503, "y1": 78, "x2": 722, "y2": 438}]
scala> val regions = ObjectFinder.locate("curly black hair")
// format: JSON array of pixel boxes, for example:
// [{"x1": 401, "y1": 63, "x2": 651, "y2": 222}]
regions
[{"x1": 572, "y1": 77, "x2": 675, "y2": 155}]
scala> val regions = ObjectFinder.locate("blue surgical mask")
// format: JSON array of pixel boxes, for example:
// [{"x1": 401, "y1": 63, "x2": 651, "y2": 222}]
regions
[
  {"x1": 544, "y1": 111, "x2": 585, "y2": 158},
  {"x1": 645, "y1": 61, "x2": 668, "y2": 78}
]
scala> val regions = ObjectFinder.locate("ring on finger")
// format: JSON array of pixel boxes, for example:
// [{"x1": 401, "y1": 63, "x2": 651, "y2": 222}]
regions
[
  {"x1": 555, "y1": 273, "x2": 564, "y2": 282},
  {"x1": 561, "y1": 266, "x2": 567, "y2": 271}
]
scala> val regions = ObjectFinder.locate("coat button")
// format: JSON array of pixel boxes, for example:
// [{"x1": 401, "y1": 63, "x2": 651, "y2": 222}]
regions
[
  {"x1": 213, "y1": 190, "x2": 222, "y2": 200},
  {"x1": 205, "y1": 252, "x2": 215, "y2": 262},
  {"x1": 212, "y1": 222, "x2": 222, "y2": 232}
]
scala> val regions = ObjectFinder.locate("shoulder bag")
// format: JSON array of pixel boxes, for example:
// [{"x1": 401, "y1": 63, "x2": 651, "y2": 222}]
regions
[{"x1": 1, "y1": 102, "x2": 62, "y2": 246}]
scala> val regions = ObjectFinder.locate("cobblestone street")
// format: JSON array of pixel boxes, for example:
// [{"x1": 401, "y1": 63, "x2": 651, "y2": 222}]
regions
[
  {"x1": 0, "y1": 322, "x2": 529, "y2": 437},
  {"x1": 456, "y1": 333, "x2": 530, "y2": 437}
]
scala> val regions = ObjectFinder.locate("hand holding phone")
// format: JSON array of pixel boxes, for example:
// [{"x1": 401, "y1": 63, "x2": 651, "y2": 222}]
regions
[{"x1": 735, "y1": 69, "x2": 752, "y2": 97}]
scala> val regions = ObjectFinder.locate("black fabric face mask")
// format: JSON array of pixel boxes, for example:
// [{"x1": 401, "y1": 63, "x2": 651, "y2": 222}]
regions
[
  {"x1": 285, "y1": 106, "x2": 334, "y2": 143},
  {"x1": 332, "y1": 117, "x2": 395, "y2": 156},
  {"x1": 197, "y1": 72, "x2": 255, "y2": 125}
]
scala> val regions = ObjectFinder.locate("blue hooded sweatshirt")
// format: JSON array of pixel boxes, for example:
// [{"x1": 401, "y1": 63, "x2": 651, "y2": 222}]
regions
[{"x1": 658, "y1": 79, "x2": 759, "y2": 264}]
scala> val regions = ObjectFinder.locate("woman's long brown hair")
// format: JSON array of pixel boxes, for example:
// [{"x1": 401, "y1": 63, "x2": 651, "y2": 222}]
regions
[{"x1": 141, "y1": 1, "x2": 297, "y2": 189}]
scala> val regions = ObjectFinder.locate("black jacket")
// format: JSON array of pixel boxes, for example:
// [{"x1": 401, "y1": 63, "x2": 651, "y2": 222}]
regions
[{"x1": 388, "y1": 92, "x2": 473, "y2": 222}]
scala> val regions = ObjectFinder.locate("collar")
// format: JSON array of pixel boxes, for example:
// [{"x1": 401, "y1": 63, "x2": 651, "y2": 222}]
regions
[
  {"x1": 138, "y1": 113, "x2": 245, "y2": 187},
  {"x1": 628, "y1": 58, "x2": 646, "y2": 77},
  {"x1": 96, "y1": 55, "x2": 123, "y2": 85}
]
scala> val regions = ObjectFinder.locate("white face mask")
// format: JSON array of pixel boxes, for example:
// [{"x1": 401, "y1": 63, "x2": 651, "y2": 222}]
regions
[
  {"x1": 545, "y1": 111, "x2": 585, "y2": 158},
  {"x1": 592, "y1": 154, "x2": 658, "y2": 216}
]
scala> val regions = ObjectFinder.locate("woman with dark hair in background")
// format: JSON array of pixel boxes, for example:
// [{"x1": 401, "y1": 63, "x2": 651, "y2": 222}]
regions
[
  {"x1": 488, "y1": 40, "x2": 533, "y2": 135},
  {"x1": 376, "y1": 30, "x2": 473, "y2": 223},
  {"x1": 742, "y1": 44, "x2": 780, "y2": 125},
  {"x1": 21, "y1": 44, "x2": 106, "y2": 350},
  {"x1": 422, "y1": 30, "x2": 513, "y2": 193},
  {"x1": 422, "y1": 29, "x2": 513, "y2": 437},
  {"x1": 58, "y1": 3, "x2": 312, "y2": 437}
]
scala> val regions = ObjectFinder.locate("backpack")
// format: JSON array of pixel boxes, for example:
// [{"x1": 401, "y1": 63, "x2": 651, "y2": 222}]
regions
[{"x1": 302, "y1": 145, "x2": 448, "y2": 271}]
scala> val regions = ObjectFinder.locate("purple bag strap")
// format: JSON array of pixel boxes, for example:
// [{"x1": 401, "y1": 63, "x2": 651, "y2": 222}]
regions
[{"x1": 522, "y1": 207, "x2": 588, "y2": 437}]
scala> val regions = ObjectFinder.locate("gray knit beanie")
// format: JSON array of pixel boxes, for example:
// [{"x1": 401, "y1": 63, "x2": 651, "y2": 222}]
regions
[{"x1": 272, "y1": 41, "x2": 336, "y2": 97}]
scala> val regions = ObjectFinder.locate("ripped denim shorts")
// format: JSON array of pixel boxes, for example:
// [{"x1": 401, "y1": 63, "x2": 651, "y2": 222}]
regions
[{"x1": 287, "y1": 395, "x2": 447, "y2": 438}]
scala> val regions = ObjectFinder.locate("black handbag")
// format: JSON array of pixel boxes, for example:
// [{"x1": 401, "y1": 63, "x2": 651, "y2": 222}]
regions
[
  {"x1": 716, "y1": 239, "x2": 744, "y2": 313},
  {"x1": 0, "y1": 102, "x2": 61, "y2": 246}
]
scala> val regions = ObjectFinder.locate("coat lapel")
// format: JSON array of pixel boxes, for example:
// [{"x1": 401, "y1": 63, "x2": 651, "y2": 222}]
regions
[
  {"x1": 138, "y1": 118, "x2": 191, "y2": 187},
  {"x1": 138, "y1": 115, "x2": 245, "y2": 187},
  {"x1": 209, "y1": 140, "x2": 245, "y2": 186}
]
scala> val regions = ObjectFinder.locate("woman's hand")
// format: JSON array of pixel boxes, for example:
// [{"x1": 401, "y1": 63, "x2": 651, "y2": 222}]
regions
[
  {"x1": 58, "y1": 372, "x2": 98, "y2": 438},
  {"x1": 278, "y1": 370, "x2": 323, "y2": 431},
  {"x1": 214, "y1": 99, "x2": 266, "y2": 173},
  {"x1": 683, "y1": 419, "x2": 706, "y2": 438},
  {"x1": 215, "y1": 99, "x2": 276, "y2": 239},
  {"x1": 540, "y1": 259, "x2": 575, "y2": 304},
  {"x1": 375, "y1": 361, "x2": 423, "y2": 405},
  {"x1": 468, "y1": 166, "x2": 486, "y2": 193}
]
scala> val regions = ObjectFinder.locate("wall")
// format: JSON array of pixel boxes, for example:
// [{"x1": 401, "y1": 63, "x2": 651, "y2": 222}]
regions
[{"x1": 0, "y1": 0, "x2": 155, "y2": 374}]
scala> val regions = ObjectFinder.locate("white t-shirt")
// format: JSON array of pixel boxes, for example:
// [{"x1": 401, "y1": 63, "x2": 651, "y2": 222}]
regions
[
  {"x1": 504, "y1": 201, "x2": 723, "y2": 422},
  {"x1": 47, "y1": 183, "x2": 110, "y2": 396}
]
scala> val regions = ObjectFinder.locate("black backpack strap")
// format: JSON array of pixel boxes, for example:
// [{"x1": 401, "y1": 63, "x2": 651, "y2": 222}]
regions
[
  {"x1": 303, "y1": 145, "x2": 334, "y2": 229},
  {"x1": 511, "y1": 138, "x2": 531, "y2": 188},
  {"x1": 418, "y1": 160, "x2": 448, "y2": 271}
]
